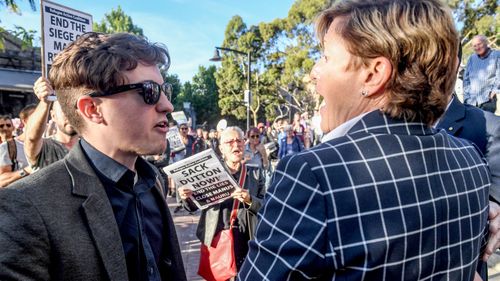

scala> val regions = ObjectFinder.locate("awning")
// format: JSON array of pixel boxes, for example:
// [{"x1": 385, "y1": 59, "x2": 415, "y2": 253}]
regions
[{"x1": 0, "y1": 68, "x2": 41, "y2": 92}]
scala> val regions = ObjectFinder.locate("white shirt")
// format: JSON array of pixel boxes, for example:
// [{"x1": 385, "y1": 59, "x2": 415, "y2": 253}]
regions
[
  {"x1": 0, "y1": 138, "x2": 29, "y2": 170},
  {"x1": 321, "y1": 112, "x2": 370, "y2": 142}
]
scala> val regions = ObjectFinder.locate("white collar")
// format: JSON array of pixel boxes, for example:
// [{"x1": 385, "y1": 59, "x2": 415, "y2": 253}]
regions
[{"x1": 321, "y1": 112, "x2": 370, "y2": 142}]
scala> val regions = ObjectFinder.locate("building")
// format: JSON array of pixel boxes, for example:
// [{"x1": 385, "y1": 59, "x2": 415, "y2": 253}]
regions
[{"x1": 0, "y1": 31, "x2": 41, "y2": 117}]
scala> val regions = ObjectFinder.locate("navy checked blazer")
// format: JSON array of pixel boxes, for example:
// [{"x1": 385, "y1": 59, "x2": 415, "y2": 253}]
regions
[{"x1": 238, "y1": 110, "x2": 490, "y2": 281}]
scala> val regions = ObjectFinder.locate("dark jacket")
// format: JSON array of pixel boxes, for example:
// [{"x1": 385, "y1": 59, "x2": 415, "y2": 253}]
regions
[
  {"x1": 278, "y1": 136, "x2": 303, "y2": 159},
  {"x1": 437, "y1": 96, "x2": 500, "y2": 202},
  {"x1": 0, "y1": 144, "x2": 186, "y2": 281},
  {"x1": 183, "y1": 164, "x2": 266, "y2": 246}
]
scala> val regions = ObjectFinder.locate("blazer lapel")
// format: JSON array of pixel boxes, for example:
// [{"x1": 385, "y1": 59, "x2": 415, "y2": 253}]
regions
[
  {"x1": 64, "y1": 146, "x2": 128, "y2": 281},
  {"x1": 437, "y1": 97, "x2": 466, "y2": 136}
]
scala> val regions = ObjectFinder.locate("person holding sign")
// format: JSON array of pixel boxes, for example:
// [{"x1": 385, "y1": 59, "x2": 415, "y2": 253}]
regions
[
  {"x1": 178, "y1": 126, "x2": 266, "y2": 272},
  {"x1": 0, "y1": 32, "x2": 186, "y2": 281}
]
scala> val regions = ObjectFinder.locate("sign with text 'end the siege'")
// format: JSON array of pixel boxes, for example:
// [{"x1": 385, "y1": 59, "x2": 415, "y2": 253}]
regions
[{"x1": 41, "y1": 0, "x2": 92, "y2": 77}]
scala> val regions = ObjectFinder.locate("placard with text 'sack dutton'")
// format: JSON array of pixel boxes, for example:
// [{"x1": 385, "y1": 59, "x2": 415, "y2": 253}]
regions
[{"x1": 164, "y1": 149, "x2": 240, "y2": 209}]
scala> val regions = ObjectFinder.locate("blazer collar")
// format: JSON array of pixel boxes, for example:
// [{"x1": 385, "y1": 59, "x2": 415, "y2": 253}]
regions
[
  {"x1": 348, "y1": 110, "x2": 434, "y2": 136},
  {"x1": 63, "y1": 143, "x2": 129, "y2": 281},
  {"x1": 436, "y1": 97, "x2": 466, "y2": 135}
]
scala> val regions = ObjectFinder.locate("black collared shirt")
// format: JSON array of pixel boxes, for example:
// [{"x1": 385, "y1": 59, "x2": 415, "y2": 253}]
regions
[{"x1": 80, "y1": 139, "x2": 165, "y2": 281}]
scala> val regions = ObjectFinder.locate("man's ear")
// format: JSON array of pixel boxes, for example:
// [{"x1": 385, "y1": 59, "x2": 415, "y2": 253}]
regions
[
  {"x1": 362, "y1": 56, "x2": 392, "y2": 96},
  {"x1": 76, "y1": 96, "x2": 103, "y2": 124}
]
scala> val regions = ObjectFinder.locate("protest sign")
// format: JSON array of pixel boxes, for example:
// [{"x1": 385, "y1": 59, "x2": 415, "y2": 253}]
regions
[
  {"x1": 171, "y1": 111, "x2": 188, "y2": 125},
  {"x1": 41, "y1": 0, "x2": 92, "y2": 80},
  {"x1": 166, "y1": 127, "x2": 186, "y2": 153},
  {"x1": 164, "y1": 149, "x2": 239, "y2": 209}
]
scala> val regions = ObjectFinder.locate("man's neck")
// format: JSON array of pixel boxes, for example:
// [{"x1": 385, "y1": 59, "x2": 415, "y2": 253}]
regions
[
  {"x1": 54, "y1": 131, "x2": 78, "y2": 150},
  {"x1": 479, "y1": 48, "x2": 491, "y2": 58},
  {"x1": 226, "y1": 161, "x2": 241, "y2": 174},
  {"x1": 0, "y1": 135, "x2": 13, "y2": 142}
]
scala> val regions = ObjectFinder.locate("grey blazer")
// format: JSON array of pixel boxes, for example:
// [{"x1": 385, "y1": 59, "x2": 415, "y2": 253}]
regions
[
  {"x1": 184, "y1": 164, "x2": 266, "y2": 246},
  {"x1": 0, "y1": 144, "x2": 187, "y2": 281}
]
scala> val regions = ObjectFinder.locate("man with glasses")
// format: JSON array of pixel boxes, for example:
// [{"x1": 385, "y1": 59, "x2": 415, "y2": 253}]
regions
[
  {"x1": 0, "y1": 105, "x2": 36, "y2": 187},
  {"x1": 463, "y1": 35, "x2": 499, "y2": 113},
  {"x1": 0, "y1": 115, "x2": 14, "y2": 143},
  {"x1": 0, "y1": 32, "x2": 186, "y2": 281}
]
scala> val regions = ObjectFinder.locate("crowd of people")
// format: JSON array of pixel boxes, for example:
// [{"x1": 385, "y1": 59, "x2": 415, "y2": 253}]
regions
[{"x1": 0, "y1": 0, "x2": 499, "y2": 280}]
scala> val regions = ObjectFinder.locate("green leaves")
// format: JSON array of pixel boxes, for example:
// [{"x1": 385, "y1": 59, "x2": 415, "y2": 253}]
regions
[
  {"x1": 92, "y1": 6, "x2": 143, "y2": 36},
  {"x1": 215, "y1": 0, "x2": 329, "y2": 126}
]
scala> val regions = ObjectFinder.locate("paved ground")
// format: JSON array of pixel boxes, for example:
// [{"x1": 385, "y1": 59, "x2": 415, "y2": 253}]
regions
[{"x1": 168, "y1": 196, "x2": 500, "y2": 281}]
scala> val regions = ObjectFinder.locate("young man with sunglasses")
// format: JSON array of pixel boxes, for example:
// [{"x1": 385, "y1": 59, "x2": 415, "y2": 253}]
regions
[{"x1": 0, "y1": 32, "x2": 186, "y2": 281}]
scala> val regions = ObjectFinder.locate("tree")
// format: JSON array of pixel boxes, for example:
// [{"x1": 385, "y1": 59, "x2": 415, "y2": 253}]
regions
[
  {"x1": 12, "y1": 25, "x2": 36, "y2": 49},
  {"x1": 93, "y1": 6, "x2": 143, "y2": 36},
  {"x1": 0, "y1": 0, "x2": 36, "y2": 50},
  {"x1": 174, "y1": 66, "x2": 220, "y2": 128},
  {"x1": 446, "y1": 0, "x2": 498, "y2": 59},
  {"x1": 215, "y1": 0, "x2": 330, "y2": 126},
  {"x1": 0, "y1": 0, "x2": 36, "y2": 14}
]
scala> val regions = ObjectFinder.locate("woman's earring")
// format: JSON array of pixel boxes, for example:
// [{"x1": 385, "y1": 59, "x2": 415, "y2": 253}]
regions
[{"x1": 361, "y1": 90, "x2": 368, "y2": 96}]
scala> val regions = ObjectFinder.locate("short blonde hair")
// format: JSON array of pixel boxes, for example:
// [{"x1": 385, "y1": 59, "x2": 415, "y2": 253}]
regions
[{"x1": 316, "y1": 0, "x2": 459, "y2": 125}]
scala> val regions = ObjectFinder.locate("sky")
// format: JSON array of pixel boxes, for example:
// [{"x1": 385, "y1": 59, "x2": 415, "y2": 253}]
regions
[{"x1": 0, "y1": 0, "x2": 296, "y2": 82}]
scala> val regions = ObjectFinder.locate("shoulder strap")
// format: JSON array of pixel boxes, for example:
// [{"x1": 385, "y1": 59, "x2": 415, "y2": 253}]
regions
[
  {"x1": 229, "y1": 164, "x2": 247, "y2": 225},
  {"x1": 6, "y1": 139, "x2": 17, "y2": 170}
]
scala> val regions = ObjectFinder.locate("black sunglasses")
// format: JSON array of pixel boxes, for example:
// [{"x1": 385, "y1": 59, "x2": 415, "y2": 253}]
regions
[
  {"x1": 87, "y1": 81, "x2": 172, "y2": 105},
  {"x1": 0, "y1": 124, "x2": 12, "y2": 128}
]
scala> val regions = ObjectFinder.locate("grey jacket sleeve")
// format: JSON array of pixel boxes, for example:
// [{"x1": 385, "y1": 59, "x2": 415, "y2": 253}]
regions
[{"x1": 0, "y1": 188, "x2": 51, "y2": 281}]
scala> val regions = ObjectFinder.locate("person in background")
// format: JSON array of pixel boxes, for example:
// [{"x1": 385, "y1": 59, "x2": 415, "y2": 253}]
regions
[
  {"x1": 278, "y1": 125, "x2": 303, "y2": 159},
  {"x1": 239, "y1": 1, "x2": 490, "y2": 280},
  {"x1": 0, "y1": 32, "x2": 186, "y2": 281},
  {"x1": 192, "y1": 125, "x2": 207, "y2": 154},
  {"x1": 178, "y1": 126, "x2": 266, "y2": 272},
  {"x1": 292, "y1": 112, "x2": 305, "y2": 143},
  {"x1": 257, "y1": 122, "x2": 271, "y2": 144},
  {"x1": 207, "y1": 128, "x2": 221, "y2": 156},
  {"x1": 0, "y1": 105, "x2": 36, "y2": 187},
  {"x1": 0, "y1": 115, "x2": 14, "y2": 143},
  {"x1": 172, "y1": 122, "x2": 195, "y2": 163},
  {"x1": 463, "y1": 35, "x2": 499, "y2": 113},
  {"x1": 244, "y1": 127, "x2": 269, "y2": 170},
  {"x1": 26, "y1": 77, "x2": 79, "y2": 171}
]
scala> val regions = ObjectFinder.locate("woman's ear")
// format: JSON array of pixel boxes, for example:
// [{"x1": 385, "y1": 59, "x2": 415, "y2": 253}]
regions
[
  {"x1": 362, "y1": 57, "x2": 392, "y2": 96},
  {"x1": 76, "y1": 96, "x2": 104, "y2": 124}
]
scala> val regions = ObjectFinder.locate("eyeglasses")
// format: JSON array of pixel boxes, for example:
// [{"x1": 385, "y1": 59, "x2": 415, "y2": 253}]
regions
[
  {"x1": 180, "y1": 127, "x2": 188, "y2": 131},
  {"x1": 87, "y1": 81, "x2": 172, "y2": 105},
  {"x1": 249, "y1": 135, "x2": 260, "y2": 139},
  {"x1": 0, "y1": 124, "x2": 12, "y2": 128},
  {"x1": 223, "y1": 139, "x2": 244, "y2": 146}
]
